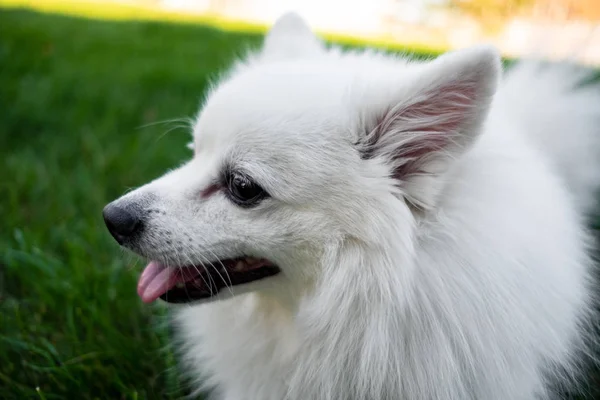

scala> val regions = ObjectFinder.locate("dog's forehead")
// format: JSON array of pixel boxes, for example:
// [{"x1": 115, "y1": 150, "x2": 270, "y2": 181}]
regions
[{"x1": 193, "y1": 63, "x2": 354, "y2": 149}]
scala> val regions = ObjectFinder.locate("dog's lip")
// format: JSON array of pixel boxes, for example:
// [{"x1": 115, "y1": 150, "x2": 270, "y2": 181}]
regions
[{"x1": 137, "y1": 258, "x2": 280, "y2": 303}]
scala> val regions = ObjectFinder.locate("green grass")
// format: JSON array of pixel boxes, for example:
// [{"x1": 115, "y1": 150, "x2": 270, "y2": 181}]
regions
[
  {"x1": 0, "y1": 8, "x2": 598, "y2": 400},
  {"x1": 0, "y1": 8, "x2": 267, "y2": 399}
]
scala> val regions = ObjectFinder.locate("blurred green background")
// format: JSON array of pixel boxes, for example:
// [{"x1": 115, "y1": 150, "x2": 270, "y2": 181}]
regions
[
  {"x1": 0, "y1": 9, "x2": 264, "y2": 399},
  {"x1": 0, "y1": 6, "x2": 598, "y2": 400}
]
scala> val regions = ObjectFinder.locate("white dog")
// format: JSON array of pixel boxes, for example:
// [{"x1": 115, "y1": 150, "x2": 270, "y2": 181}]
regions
[{"x1": 103, "y1": 12, "x2": 600, "y2": 400}]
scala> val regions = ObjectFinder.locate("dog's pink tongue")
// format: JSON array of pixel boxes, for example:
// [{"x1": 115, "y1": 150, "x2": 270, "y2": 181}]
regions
[{"x1": 137, "y1": 261, "x2": 181, "y2": 303}]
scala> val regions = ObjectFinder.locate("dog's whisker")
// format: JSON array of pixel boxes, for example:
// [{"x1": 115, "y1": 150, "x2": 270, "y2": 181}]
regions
[
  {"x1": 183, "y1": 252, "x2": 212, "y2": 297},
  {"x1": 203, "y1": 247, "x2": 234, "y2": 292},
  {"x1": 155, "y1": 125, "x2": 190, "y2": 142},
  {"x1": 136, "y1": 117, "x2": 193, "y2": 130},
  {"x1": 194, "y1": 252, "x2": 219, "y2": 297},
  {"x1": 179, "y1": 242, "x2": 215, "y2": 296}
]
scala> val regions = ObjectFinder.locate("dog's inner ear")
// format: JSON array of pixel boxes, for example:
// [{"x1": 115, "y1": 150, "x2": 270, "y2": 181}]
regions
[
  {"x1": 358, "y1": 47, "x2": 500, "y2": 209},
  {"x1": 260, "y1": 12, "x2": 324, "y2": 61}
]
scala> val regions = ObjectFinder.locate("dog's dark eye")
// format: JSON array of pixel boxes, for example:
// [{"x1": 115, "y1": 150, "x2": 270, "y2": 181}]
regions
[{"x1": 226, "y1": 171, "x2": 268, "y2": 207}]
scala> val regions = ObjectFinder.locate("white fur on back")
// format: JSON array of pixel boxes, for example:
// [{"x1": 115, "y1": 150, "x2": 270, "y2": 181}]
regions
[
  {"x1": 492, "y1": 61, "x2": 600, "y2": 214},
  {"x1": 162, "y1": 16, "x2": 600, "y2": 400}
]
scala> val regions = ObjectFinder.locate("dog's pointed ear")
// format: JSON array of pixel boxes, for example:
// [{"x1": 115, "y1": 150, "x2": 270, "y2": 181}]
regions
[
  {"x1": 260, "y1": 12, "x2": 324, "y2": 61},
  {"x1": 358, "y1": 46, "x2": 501, "y2": 209}
]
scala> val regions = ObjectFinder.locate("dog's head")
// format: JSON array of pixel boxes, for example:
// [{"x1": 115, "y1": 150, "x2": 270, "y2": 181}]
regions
[{"x1": 103, "y1": 13, "x2": 500, "y2": 305}]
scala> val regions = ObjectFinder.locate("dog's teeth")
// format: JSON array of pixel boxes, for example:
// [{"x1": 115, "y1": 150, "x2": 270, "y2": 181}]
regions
[
  {"x1": 234, "y1": 261, "x2": 245, "y2": 271},
  {"x1": 176, "y1": 282, "x2": 185, "y2": 288}
]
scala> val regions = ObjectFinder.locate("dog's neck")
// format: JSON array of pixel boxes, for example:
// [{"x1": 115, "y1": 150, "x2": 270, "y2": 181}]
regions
[
  {"x1": 246, "y1": 200, "x2": 421, "y2": 397},
  {"x1": 289, "y1": 219, "x2": 417, "y2": 396}
]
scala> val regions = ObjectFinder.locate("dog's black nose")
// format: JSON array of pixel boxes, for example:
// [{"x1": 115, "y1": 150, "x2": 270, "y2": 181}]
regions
[{"x1": 103, "y1": 203, "x2": 143, "y2": 244}]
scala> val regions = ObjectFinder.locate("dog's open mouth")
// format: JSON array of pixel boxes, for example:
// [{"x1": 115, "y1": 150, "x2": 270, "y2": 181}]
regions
[{"x1": 137, "y1": 258, "x2": 280, "y2": 303}]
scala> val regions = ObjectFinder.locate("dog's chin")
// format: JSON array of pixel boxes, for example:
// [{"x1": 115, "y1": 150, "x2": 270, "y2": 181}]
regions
[{"x1": 136, "y1": 257, "x2": 281, "y2": 304}]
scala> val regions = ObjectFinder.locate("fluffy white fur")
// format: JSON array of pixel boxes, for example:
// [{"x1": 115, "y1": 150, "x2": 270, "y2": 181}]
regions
[{"x1": 111, "y1": 13, "x2": 600, "y2": 400}]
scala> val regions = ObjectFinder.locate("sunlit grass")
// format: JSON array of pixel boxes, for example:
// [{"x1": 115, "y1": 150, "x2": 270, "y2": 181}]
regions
[
  {"x1": 0, "y1": 0, "x2": 266, "y2": 30},
  {"x1": 0, "y1": 0, "x2": 446, "y2": 55}
]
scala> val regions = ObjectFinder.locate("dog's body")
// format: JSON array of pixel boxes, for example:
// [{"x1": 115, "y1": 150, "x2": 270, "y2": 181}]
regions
[{"x1": 104, "y1": 13, "x2": 600, "y2": 400}]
